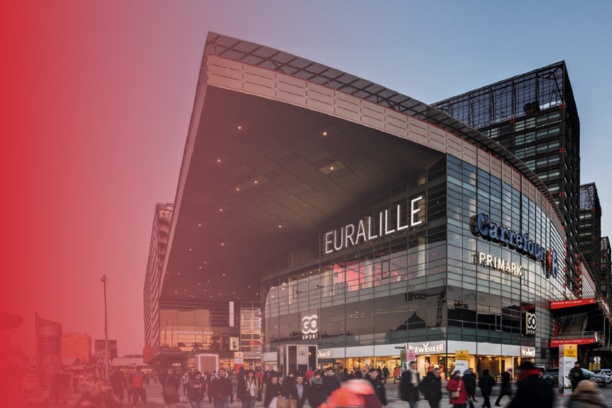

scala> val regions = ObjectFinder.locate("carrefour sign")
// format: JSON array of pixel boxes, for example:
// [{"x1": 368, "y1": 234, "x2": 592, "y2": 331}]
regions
[{"x1": 475, "y1": 214, "x2": 558, "y2": 279}]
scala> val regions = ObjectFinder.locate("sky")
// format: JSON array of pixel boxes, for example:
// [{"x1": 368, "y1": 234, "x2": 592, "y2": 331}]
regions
[{"x1": 2, "y1": 1, "x2": 612, "y2": 355}]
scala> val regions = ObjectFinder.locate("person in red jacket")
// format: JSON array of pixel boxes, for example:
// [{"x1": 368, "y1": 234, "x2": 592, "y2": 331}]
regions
[{"x1": 446, "y1": 370, "x2": 468, "y2": 408}]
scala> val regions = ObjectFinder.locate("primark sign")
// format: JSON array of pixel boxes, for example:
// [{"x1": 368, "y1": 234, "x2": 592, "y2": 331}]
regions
[
  {"x1": 324, "y1": 197, "x2": 423, "y2": 255},
  {"x1": 474, "y1": 214, "x2": 558, "y2": 279}
]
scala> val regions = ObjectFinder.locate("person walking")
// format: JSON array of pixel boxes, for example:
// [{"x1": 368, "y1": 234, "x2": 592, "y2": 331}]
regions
[
  {"x1": 305, "y1": 367, "x2": 315, "y2": 382},
  {"x1": 366, "y1": 368, "x2": 387, "y2": 408},
  {"x1": 188, "y1": 371, "x2": 206, "y2": 408},
  {"x1": 355, "y1": 368, "x2": 363, "y2": 380},
  {"x1": 419, "y1": 368, "x2": 442, "y2": 408},
  {"x1": 256, "y1": 368, "x2": 265, "y2": 394},
  {"x1": 125, "y1": 370, "x2": 134, "y2": 402},
  {"x1": 206, "y1": 371, "x2": 216, "y2": 404},
  {"x1": 399, "y1": 361, "x2": 421, "y2": 408},
  {"x1": 182, "y1": 371, "x2": 191, "y2": 400},
  {"x1": 238, "y1": 370, "x2": 260, "y2": 408},
  {"x1": 292, "y1": 375, "x2": 310, "y2": 408},
  {"x1": 160, "y1": 368, "x2": 181, "y2": 408},
  {"x1": 382, "y1": 366, "x2": 390, "y2": 384},
  {"x1": 570, "y1": 362, "x2": 586, "y2": 392},
  {"x1": 50, "y1": 368, "x2": 69, "y2": 406},
  {"x1": 72, "y1": 374, "x2": 79, "y2": 393},
  {"x1": 478, "y1": 369, "x2": 496, "y2": 408},
  {"x1": 446, "y1": 370, "x2": 468, "y2": 408},
  {"x1": 131, "y1": 367, "x2": 148, "y2": 407},
  {"x1": 263, "y1": 376, "x2": 284, "y2": 408},
  {"x1": 566, "y1": 380, "x2": 607, "y2": 408},
  {"x1": 462, "y1": 369, "x2": 477, "y2": 407},
  {"x1": 264, "y1": 367, "x2": 275, "y2": 386},
  {"x1": 507, "y1": 361, "x2": 554, "y2": 408},
  {"x1": 210, "y1": 367, "x2": 234, "y2": 408},
  {"x1": 494, "y1": 368, "x2": 513, "y2": 406},
  {"x1": 75, "y1": 378, "x2": 122, "y2": 408},
  {"x1": 283, "y1": 372, "x2": 298, "y2": 408},
  {"x1": 110, "y1": 367, "x2": 127, "y2": 401},
  {"x1": 308, "y1": 372, "x2": 326, "y2": 408},
  {"x1": 322, "y1": 367, "x2": 341, "y2": 398}
]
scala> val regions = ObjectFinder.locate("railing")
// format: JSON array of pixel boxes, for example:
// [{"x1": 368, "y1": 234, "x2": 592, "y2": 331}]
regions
[{"x1": 553, "y1": 331, "x2": 602, "y2": 341}]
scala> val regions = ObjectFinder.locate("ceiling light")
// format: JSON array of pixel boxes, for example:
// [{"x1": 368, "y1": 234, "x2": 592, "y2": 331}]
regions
[
  {"x1": 223, "y1": 273, "x2": 225, "y2": 276},
  {"x1": 221, "y1": 243, "x2": 225, "y2": 246},
  {"x1": 189, "y1": 248, "x2": 192, "y2": 251},
  {"x1": 330, "y1": 166, "x2": 334, "y2": 170},
  {"x1": 175, "y1": 291, "x2": 178, "y2": 294},
  {"x1": 233, "y1": 292, "x2": 235, "y2": 294},
  {"x1": 191, "y1": 295, "x2": 194, "y2": 297},
  {"x1": 197, "y1": 283, "x2": 200, "y2": 286},
  {"x1": 238, "y1": 126, "x2": 242, "y2": 130},
  {"x1": 236, "y1": 188, "x2": 240, "y2": 191},
  {"x1": 323, "y1": 131, "x2": 327, "y2": 136},
  {"x1": 217, "y1": 159, "x2": 221, "y2": 163},
  {"x1": 178, "y1": 273, "x2": 181, "y2": 275},
  {"x1": 254, "y1": 180, "x2": 258, "y2": 184},
  {"x1": 278, "y1": 225, "x2": 282, "y2": 228},
  {"x1": 199, "y1": 266, "x2": 202, "y2": 269},
  {"x1": 219, "y1": 208, "x2": 223, "y2": 212},
  {"x1": 198, "y1": 223, "x2": 201, "y2": 227}
]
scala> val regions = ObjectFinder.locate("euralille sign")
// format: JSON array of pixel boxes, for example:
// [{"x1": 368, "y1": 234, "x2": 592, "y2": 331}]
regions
[
  {"x1": 475, "y1": 214, "x2": 558, "y2": 279},
  {"x1": 324, "y1": 197, "x2": 423, "y2": 255}
]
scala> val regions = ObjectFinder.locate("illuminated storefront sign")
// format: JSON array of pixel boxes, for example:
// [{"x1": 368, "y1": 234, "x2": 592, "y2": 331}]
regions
[
  {"x1": 301, "y1": 313, "x2": 319, "y2": 340},
  {"x1": 324, "y1": 197, "x2": 423, "y2": 255},
  {"x1": 474, "y1": 252, "x2": 524, "y2": 277},
  {"x1": 317, "y1": 349, "x2": 332, "y2": 358},
  {"x1": 522, "y1": 310, "x2": 536, "y2": 336},
  {"x1": 475, "y1": 213, "x2": 558, "y2": 278},
  {"x1": 408, "y1": 341, "x2": 444, "y2": 354},
  {"x1": 521, "y1": 347, "x2": 536, "y2": 357}
]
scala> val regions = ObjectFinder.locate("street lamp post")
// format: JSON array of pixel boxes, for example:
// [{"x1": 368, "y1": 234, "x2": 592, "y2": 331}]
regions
[{"x1": 101, "y1": 275, "x2": 109, "y2": 379}]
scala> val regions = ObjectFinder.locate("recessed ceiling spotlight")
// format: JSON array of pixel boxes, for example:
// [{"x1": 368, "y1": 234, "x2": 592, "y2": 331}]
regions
[
  {"x1": 238, "y1": 126, "x2": 242, "y2": 130},
  {"x1": 323, "y1": 131, "x2": 328, "y2": 136}
]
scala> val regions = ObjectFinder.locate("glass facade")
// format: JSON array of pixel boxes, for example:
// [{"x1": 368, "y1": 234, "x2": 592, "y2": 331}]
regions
[{"x1": 262, "y1": 154, "x2": 567, "y2": 369}]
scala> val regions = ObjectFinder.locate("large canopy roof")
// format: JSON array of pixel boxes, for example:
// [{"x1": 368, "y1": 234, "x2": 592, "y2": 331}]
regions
[{"x1": 159, "y1": 33, "x2": 564, "y2": 304}]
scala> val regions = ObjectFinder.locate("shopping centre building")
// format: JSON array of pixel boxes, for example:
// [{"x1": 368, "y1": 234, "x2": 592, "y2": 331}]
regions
[{"x1": 143, "y1": 33, "x2": 612, "y2": 377}]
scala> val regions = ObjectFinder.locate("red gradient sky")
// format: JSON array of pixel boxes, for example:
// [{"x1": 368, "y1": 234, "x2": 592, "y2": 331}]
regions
[{"x1": 3, "y1": 1, "x2": 612, "y2": 355}]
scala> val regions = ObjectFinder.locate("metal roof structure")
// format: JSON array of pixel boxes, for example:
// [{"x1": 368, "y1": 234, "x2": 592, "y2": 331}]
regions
[{"x1": 204, "y1": 32, "x2": 563, "y2": 224}]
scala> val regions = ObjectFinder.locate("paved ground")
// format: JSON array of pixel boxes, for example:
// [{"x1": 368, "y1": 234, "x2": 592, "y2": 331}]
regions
[{"x1": 24, "y1": 379, "x2": 612, "y2": 408}]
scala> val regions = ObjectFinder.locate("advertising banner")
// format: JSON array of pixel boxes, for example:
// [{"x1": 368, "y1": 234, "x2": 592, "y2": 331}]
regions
[
  {"x1": 550, "y1": 299, "x2": 595, "y2": 310},
  {"x1": 551, "y1": 338, "x2": 596, "y2": 347},
  {"x1": 36, "y1": 315, "x2": 62, "y2": 390},
  {"x1": 454, "y1": 350, "x2": 469, "y2": 374},
  {"x1": 559, "y1": 344, "x2": 577, "y2": 396}
]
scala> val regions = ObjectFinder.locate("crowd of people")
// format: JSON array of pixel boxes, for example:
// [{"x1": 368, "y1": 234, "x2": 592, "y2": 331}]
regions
[{"x1": 67, "y1": 360, "x2": 609, "y2": 408}]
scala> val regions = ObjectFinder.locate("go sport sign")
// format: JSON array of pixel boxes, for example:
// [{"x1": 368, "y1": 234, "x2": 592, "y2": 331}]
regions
[{"x1": 475, "y1": 214, "x2": 558, "y2": 279}]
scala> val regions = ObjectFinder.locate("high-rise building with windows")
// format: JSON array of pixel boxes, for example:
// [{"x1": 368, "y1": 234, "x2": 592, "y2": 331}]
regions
[
  {"x1": 143, "y1": 203, "x2": 173, "y2": 363},
  {"x1": 432, "y1": 62, "x2": 581, "y2": 297},
  {"x1": 601, "y1": 237, "x2": 611, "y2": 307},
  {"x1": 579, "y1": 184, "x2": 602, "y2": 293}
]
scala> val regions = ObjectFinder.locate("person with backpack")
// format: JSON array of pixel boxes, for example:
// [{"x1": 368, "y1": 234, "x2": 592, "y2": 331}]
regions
[
  {"x1": 131, "y1": 367, "x2": 148, "y2": 407},
  {"x1": 419, "y1": 368, "x2": 442, "y2": 408},
  {"x1": 478, "y1": 369, "x2": 496, "y2": 408}
]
